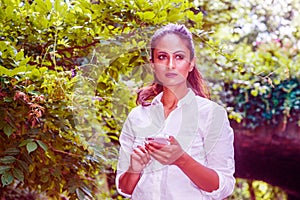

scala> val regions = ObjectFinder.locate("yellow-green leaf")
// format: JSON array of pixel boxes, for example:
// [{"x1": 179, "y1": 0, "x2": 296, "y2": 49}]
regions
[
  {"x1": 15, "y1": 50, "x2": 24, "y2": 61},
  {"x1": 0, "y1": 66, "x2": 10, "y2": 76},
  {"x1": 37, "y1": 140, "x2": 48, "y2": 151},
  {"x1": 19, "y1": 139, "x2": 34, "y2": 147},
  {"x1": 26, "y1": 142, "x2": 38, "y2": 154},
  {"x1": 138, "y1": 11, "x2": 155, "y2": 20},
  {"x1": 250, "y1": 89, "x2": 258, "y2": 97}
]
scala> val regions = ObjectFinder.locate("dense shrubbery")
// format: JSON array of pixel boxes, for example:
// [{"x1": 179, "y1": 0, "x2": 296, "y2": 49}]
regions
[
  {"x1": 223, "y1": 78, "x2": 299, "y2": 129},
  {"x1": 0, "y1": 0, "x2": 203, "y2": 199}
]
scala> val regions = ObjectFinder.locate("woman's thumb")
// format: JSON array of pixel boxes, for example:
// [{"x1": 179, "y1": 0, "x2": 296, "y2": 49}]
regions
[{"x1": 169, "y1": 136, "x2": 178, "y2": 145}]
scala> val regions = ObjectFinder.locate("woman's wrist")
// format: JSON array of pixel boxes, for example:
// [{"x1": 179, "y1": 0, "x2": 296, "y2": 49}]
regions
[
  {"x1": 128, "y1": 166, "x2": 143, "y2": 174},
  {"x1": 173, "y1": 151, "x2": 190, "y2": 168}
]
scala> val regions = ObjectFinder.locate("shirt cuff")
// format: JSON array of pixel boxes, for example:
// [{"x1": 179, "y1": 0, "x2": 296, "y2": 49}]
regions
[{"x1": 202, "y1": 170, "x2": 235, "y2": 199}]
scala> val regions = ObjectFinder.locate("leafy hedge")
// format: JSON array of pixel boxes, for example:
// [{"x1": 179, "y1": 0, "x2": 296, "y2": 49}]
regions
[
  {"x1": 0, "y1": 70, "x2": 111, "y2": 199},
  {"x1": 223, "y1": 78, "x2": 299, "y2": 129}
]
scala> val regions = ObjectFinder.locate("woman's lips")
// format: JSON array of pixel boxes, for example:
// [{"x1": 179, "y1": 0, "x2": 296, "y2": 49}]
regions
[{"x1": 165, "y1": 73, "x2": 178, "y2": 78}]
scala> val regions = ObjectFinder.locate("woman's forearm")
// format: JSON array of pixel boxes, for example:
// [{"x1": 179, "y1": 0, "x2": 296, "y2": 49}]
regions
[
  {"x1": 118, "y1": 169, "x2": 141, "y2": 195},
  {"x1": 174, "y1": 152, "x2": 219, "y2": 192}
]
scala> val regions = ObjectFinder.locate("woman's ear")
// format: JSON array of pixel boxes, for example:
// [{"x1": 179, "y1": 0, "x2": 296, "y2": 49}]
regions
[{"x1": 189, "y1": 57, "x2": 196, "y2": 72}]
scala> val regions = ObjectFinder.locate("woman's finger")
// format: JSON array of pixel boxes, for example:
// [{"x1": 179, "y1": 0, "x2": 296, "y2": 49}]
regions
[
  {"x1": 169, "y1": 136, "x2": 179, "y2": 145},
  {"x1": 147, "y1": 141, "x2": 167, "y2": 149},
  {"x1": 137, "y1": 145, "x2": 151, "y2": 162},
  {"x1": 137, "y1": 145, "x2": 147, "y2": 153},
  {"x1": 145, "y1": 143, "x2": 169, "y2": 162},
  {"x1": 133, "y1": 147, "x2": 150, "y2": 164}
]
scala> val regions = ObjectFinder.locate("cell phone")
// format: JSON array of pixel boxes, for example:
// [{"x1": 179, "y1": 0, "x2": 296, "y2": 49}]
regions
[{"x1": 146, "y1": 136, "x2": 170, "y2": 145}]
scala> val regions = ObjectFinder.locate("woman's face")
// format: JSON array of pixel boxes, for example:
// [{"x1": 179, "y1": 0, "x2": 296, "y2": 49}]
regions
[{"x1": 151, "y1": 34, "x2": 195, "y2": 88}]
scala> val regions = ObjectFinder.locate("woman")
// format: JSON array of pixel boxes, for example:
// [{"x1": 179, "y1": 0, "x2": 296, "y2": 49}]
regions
[{"x1": 116, "y1": 23, "x2": 235, "y2": 200}]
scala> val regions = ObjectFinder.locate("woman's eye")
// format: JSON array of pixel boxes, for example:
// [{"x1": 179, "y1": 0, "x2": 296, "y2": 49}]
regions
[
  {"x1": 158, "y1": 55, "x2": 167, "y2": 60},
  {"x1": 175, "y1": 55, "x2": 184, "y2": 60}
]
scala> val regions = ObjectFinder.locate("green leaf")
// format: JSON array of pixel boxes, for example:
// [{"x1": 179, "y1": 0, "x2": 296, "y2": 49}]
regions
[
  {"x1": 0, "y1": 66, "x2": 10, "y2": 76},
  {"x1": 19, "y1": 139, "x2": 34, "y2": 147},
  {"x1": 39, "y1": 66, "x2": 48, "y2": 74},
  {"x1": 11, "y1": 66, "x2": 27, "y2": 76},
  {"x1": 13, "y1": 168, "x2": 24, "y2": 182},
  {"x1": 4, "y1": 148, "x2": 20, "y2": 156},
  {"x1": 97, "y1": 82, "x2": 107, "y2": 90},
  {"x1": 37, "y1": 140, "x2": 48, "y2": 151},
  {"x1": 3, "y1": 125, "x2": 13, "y2": 137},
  {"x1": 129, "y1": 55, "x2": 139, "y2": 65},
  {"x1": 26, "y1": 142, "x2": 38, "y2": 154},
  {"x1": 1, "y1": 171, "x2": 13, "y2": 186},
  {"x1": 109, "y1": 68, "x2": 118, "y2": 80},
  {"x1": 251, "y1": 89, "x2": 258, "y2": 97},
  {"x1": 0, "y1": 166, "x2": 11, "y2": 174},
  {"x1": 19, "y1": 57, "x2": 31, "y2": 67},
  {"x1": 54, "y1": 0, "x2": 61, "y2": 12},
  {"x1": 167, "y1": 13, "x2": 184, "y2": 22},
  {"x1": 137, "y1": 11, "x2": 155, "y2": 20},
  {"x1": 0, "y1": 156, "x2": 16, "y2": 164},
  {"x1": 45, "y1": 0, "x2": 53, "y2": 10},
  {"x1": 15, "y1": 50, "x2": 24, "y2": 61},
  {"x1": 16, "y1": 160, "x2": 29, "y2": 174},
  {"x1": 144, "y1": 11, "x2": 155, "y2": 19},
  {"x1": 108, "y1": 135, "x2": 119, "y2": 142},
  {"x1": 29, "y1": 68, "x2": 41, "y2": 78}
]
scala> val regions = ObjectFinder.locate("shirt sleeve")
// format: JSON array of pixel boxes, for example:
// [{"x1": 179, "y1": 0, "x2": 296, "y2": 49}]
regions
[
  {"x1": 115, "y1": 113, "x2": 135, "y2": 198},
  {"x1": 202, "y1": 103, "x2": 236, "y2": 199}
]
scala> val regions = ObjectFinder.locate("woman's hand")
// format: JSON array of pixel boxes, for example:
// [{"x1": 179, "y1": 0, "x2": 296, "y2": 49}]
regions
[
  {"x1": 145, "y1": 136, "x2": 185, "y2": 165},
  {"x1": 129, "y1": 145, "x2": 151, "y2": 173}
]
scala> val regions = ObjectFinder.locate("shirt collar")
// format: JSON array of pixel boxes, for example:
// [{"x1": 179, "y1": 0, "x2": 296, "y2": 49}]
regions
[{"x1": 151, "y1": 88, "x2": 195, "y2": 107}]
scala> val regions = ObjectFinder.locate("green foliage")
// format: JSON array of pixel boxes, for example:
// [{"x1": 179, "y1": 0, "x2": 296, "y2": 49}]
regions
[
  {"x1": 0, "y1": 0, "x2": 204, "y2": 198},
  {"x1": 193, "y1": 0, "x2": 300, "y2": 129},
  {"x1": 229, "y1": 179, "x2": 287, "y2": 200},
  {"x1": 0, "y1": 70, "x2": 109, "y2": 199},
  {"x1": 222, "y1": 78, "x2": 300, "y2": 129}
]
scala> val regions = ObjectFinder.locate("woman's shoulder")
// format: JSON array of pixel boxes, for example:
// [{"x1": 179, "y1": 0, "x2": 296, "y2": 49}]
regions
[
  {"x1": 127, "y1": 105, "x2": 144, "y2": 116},
  {"x1": 127, "y1": 104, "x2": 153, "y2": 120},
  {"x1": 195, "y1": 95, "x2": 223, "y2": 109},
  {"x1": 194, "y1": 96, "x2": 228, "y2": 118}
]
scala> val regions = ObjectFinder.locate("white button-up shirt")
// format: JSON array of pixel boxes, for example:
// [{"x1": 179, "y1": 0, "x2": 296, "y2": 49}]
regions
[{"x1": 116, "y1": 89, "x2": 235, "y2": 200}]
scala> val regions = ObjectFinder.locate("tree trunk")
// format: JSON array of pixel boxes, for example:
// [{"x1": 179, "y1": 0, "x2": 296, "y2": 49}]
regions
[{"x1": 233, "y1": 120, "x2": 300, "y2": 198}]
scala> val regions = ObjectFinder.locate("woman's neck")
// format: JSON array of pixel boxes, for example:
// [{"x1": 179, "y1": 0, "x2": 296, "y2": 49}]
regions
[{"x1": 161, "y1": 86, "x2": 188, "y2": 117}]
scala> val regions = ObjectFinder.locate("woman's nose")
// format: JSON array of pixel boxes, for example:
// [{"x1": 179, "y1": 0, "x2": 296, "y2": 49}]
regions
[{"x1": 167, "y1": 57, "x2": 175, "y2": 69}]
